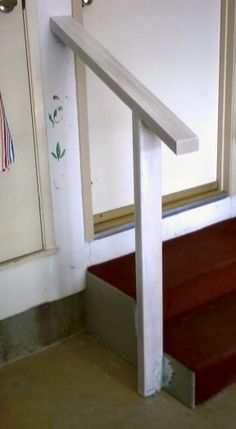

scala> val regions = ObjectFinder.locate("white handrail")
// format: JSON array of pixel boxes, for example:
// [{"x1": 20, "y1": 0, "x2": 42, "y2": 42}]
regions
[
  {"x1": 51, "y1": 17, "x2": 198, "y2": 155},
  {"x1": 50, "y1": 16, "x2": 199, "y2": 397}
]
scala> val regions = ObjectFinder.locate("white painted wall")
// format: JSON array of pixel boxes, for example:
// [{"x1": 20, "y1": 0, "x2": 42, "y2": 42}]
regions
[{"x1": 0, "y1": 0, "x2": 235, "y2": 322}]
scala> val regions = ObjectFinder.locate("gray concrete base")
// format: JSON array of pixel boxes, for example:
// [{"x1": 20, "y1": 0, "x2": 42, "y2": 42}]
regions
[
  {"x1": 86, "y1": 271, "x2": 196, "y2": 408},
  {"x1": 0, "y1": 291, "x2": 85, "y2": 367}
]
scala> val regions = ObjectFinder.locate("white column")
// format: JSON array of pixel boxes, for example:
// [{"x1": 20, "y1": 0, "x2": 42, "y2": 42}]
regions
[{"x1": 132, "y1": 112, "x2": 163, "y2": 397}]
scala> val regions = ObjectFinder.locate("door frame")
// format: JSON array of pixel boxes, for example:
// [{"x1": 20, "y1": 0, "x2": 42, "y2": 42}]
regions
[{"x1": 23, "y1": 0, "x2": 55, "y2": 251}]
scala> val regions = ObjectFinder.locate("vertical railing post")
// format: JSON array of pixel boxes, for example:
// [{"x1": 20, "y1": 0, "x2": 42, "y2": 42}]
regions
[{"x1": 132, "y1": 112, "x2": 163, "y2": 397}]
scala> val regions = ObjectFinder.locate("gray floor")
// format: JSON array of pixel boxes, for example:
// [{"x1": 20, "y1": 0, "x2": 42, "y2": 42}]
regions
[{"x1": 0, "y1": 335, "x2": 235, "y2": 429}]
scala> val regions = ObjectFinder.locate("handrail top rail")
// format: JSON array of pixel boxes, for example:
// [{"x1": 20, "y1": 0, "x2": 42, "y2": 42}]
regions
[{"x1": 51, "y1": 16, "x2": 198, "y2": 155}]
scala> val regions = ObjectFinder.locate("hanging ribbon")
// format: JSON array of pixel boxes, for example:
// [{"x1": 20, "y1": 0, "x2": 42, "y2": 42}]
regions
[{"x1": 0, "y1": 91, "x2": 15, "y2": 172}]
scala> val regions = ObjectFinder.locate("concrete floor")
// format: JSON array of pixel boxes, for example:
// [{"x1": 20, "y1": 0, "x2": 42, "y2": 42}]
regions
[{"x1": 0, "y1": 335, "x2": 236, "y2": 429}]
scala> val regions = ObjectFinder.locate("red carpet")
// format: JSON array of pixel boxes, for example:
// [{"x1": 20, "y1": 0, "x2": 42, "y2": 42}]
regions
[
  {"x1": 88, "y1": 218, "x2": 236, "y2": 404},
  {"x1": 164, "y1": 290, "x2": 236, "y2": 403}
]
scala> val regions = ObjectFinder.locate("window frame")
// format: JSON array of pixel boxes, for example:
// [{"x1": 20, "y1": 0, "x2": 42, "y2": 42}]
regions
[{"x1": 73, "y1": 0, "x2": 236, "y2": 240}]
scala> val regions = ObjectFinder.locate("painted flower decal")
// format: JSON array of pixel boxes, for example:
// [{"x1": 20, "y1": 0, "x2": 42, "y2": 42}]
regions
[
  {"x1": 51, "y1": 142, "x2": 66, "y2": 161},
  {"x1": 48, "y1": 95, "x2": 63, "y2": 127},
  {"x1": 49, "y1": 95, "x2": 67, "y2": 163}
]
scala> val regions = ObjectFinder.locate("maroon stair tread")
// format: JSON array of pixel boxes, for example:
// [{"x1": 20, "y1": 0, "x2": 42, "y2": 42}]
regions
[
  {"x1": 88, "y1": 218, "x2": 236, "y2": 319},
  {"x1": 88, "y1": 253, "x2": 136, "y2": 299},
  {"x1": 163, "y1": 218, "x2": 236, "y2": 287},
  {"x1": 164, "y1": 289, "x2": 236, "y2": 404},
  {"x1": 163, "y1": 217, "x2": 236, "y2": 318},
  {"x1": 164, "y1": 258, "x2": 236, "y2": 319},
  {"x1": 164, "y1": 290, "x2": 236, "y2": 371}
]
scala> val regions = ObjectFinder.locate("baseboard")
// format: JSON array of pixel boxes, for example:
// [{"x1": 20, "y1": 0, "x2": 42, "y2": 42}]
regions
[{"x1": 0, "y1": 291, "x2": 86, "y2": 367}]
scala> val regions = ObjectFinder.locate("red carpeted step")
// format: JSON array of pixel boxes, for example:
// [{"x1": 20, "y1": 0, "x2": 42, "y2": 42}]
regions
[
  {"x1": 88, "y1": 217, "x2": 236, "y2": 404},
  {"x1": 88, "y1": 252, "x2": 136, "y2": 299},
  {"x1": 164, "y1": 289, "x2": 236, "y2": 404},
  {"x1": 88, "y1": 218, "x2": 236, "y2": 320}
]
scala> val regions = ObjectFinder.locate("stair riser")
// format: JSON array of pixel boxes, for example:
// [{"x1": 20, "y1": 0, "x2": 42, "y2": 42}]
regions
[
  {"x1": 86, "y1": 271, "x2": 196, "y2": 408},
  {"x1": 86, "y1": 272, "x2": 137, "y2": 366}
]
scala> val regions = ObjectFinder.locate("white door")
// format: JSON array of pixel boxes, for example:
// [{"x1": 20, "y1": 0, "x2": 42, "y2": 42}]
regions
[
  {"x1": 0, "y1": 2, "x2": 43, "y2": 262},
  {"x1": 82, "y1": 0, "x2": 221, "y2": 214}
]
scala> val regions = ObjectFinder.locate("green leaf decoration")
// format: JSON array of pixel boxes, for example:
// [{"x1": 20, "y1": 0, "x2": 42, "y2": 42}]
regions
[
  {"x1": 56, "y1": 142, "x2": 61, "y2": 159},
  {"x1": 51, "y1": 143, "x2": 66, "y2": 162},
  {"x1": 48, "y1": 98, "x2": 63, "y2": 127},
  {"x1": 60, "y1": 149, "x2": 66, "y2": 159},
  {"x1": 48, "y1": 113, "x2": 54, "y2": 126},
  {"x1": 49, "y1": 95, "x2": 66, "y2": 160},
  {"x1": 51, "y1": 152, "x2": 57, "y2": 159}
]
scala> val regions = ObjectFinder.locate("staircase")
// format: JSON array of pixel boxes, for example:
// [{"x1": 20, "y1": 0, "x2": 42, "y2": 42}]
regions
[
  {"x1": 50, "y1": 16, "x2": 236, "y2": 407},
  {"x1": 86, "y1": 218, "x2": 236, "y2": 407}
]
